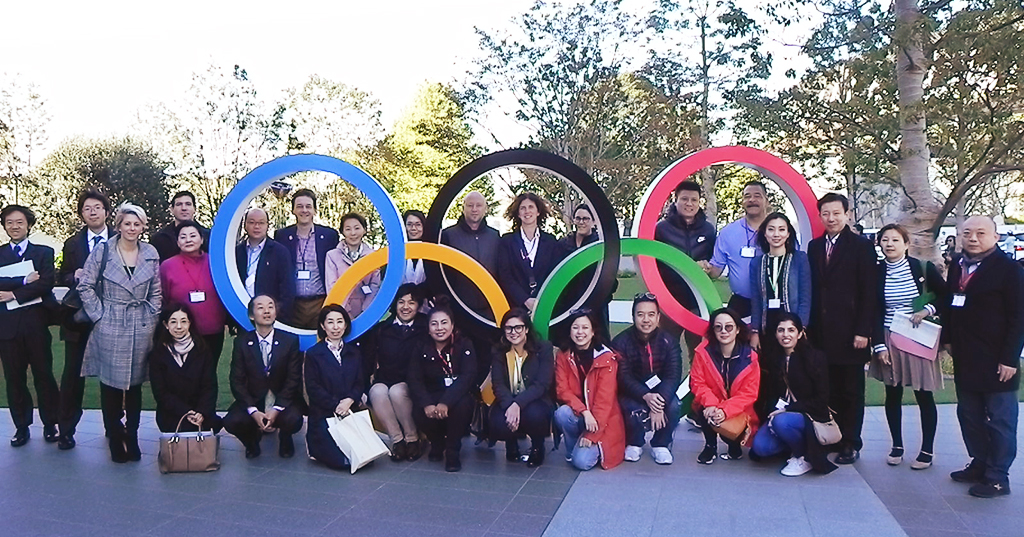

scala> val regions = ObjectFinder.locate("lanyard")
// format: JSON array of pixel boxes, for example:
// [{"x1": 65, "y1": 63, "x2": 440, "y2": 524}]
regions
[
  {"x1": 768, "y1": 255, "x2": 783, "y2": 297},
  {"x1": 436, "y1": 347, "x2": 453, "y2": 377},
  {"x1": 247, "y1": 245, "x2": 262, "y2": 275},
  {"x1": 959, "y1": 262, "x2": 978, "y2": 292},
  {"x1": 645, "y1": 343, "x2": 654, "y2": 374},
  {"x1": 521, "y1": 230, "x2": 539, "y2": 267},
  {"x1": 180, "y1": 256, "x2": 206, "y2": 292},
  {"x1": 742, "y1": 221, "x2": 756, "y2": 247},
  {"x1": 297, "y1": 233, "x2": 314, "y2": 270}
]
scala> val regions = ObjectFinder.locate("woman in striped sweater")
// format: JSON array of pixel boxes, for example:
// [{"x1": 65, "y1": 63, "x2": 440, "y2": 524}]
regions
[{"x1": 868, "y1": 224, "x2": 946, "y2": 470}]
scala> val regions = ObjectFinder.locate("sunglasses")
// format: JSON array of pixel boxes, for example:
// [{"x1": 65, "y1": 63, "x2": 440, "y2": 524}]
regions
[{"x1": 634, "y1": 292, "x2": 657, "y2": 301}]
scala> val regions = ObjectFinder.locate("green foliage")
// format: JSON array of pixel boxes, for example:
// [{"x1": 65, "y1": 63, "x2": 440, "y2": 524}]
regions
[{"x1": 24, "y1": 137, "x2": 171, "y2": 238}]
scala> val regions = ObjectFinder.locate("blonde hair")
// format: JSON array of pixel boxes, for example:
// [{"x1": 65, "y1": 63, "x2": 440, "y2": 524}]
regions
[{"x1": 113, "y1": 202, "x2": 149, "y2": 229}]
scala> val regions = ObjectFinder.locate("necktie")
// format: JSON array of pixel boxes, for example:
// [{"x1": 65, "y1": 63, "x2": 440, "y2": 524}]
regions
[
  {"x1": 825, "y1": 239, "x2": 834, "y2": 262},
  {"x1": 260, "y1": 339, "x2": 275, "y2": 410},
  {"x1": 12, "y1": 244, "x2": 21, "y2": 258},
  {"x1": 91, "y1": 236, "x2": 103, "y2": 251}
]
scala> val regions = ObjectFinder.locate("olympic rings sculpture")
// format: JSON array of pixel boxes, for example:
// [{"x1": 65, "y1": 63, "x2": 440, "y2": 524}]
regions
[{"x1": 210, "y1": 146, "x2": 820, "y2": 350}]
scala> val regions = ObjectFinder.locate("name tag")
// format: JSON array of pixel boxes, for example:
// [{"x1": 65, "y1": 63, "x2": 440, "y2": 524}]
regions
[
  {"x1": 775, "y1": 399, "x2": 788, "y2": 411},
  {"x1": 361, "y1": 285, "x2": 373, "y2": 295},
  {"x1": 189, "y1": 291, "x2": 206, "y2": 303},
  {"x1": 952, "y1": 294, "x2": 966, "y2": 307},
  {"x1": 768, "y1": 298, "x2": 781, "y2": 309},
  {"x1": 741, "y1": 246, "x2": 756, "y2": 258},
  {"x1": 444, "y1": 377, "x2": 456, "y2": 387},
  {"x1": 296, "y1": 270, "x2": 311, "y2": 280},
  {"x1": 645, "y1": 375, "x2": 661, "y2": 389}
]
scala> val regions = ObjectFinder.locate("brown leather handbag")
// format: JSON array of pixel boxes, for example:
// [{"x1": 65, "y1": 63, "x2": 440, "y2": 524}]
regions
[
  {"x1": 158, "y1": 414, "x2": 220, "y2": 474},
  {"x1": 712, "y1": 414, "x2": 751, "y2": 444}
]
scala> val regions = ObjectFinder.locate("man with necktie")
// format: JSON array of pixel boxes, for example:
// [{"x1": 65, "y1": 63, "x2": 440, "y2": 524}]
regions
[{"x1": 234, "y1": 208, "x2": 295, "y2": 323}]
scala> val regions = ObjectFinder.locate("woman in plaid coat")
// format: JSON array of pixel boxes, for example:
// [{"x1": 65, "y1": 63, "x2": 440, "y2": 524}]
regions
[{"x1": 78, "y1": 203, "x2": 162, "y2": 463}]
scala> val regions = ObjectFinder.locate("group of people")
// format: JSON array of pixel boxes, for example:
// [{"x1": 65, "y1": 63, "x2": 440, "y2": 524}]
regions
[{"x1": 0, "y1": 180, "x2": 1020, "y2": 499}]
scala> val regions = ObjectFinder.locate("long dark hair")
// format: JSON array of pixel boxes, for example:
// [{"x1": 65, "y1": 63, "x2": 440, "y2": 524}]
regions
[
  {"x1": 317, "y1": 304, "x2": 352, "y2": 341},
  {"x1": 560, "y1": 309, "x2": 606, "y2": 353},
  {"x1": 755, "y1": 212, "x2": 798, "y2": 254},
  {"x1": 772, "y1": 311, "x2": 812, "y2": 357},
  {"x1": 156, "y1": 304, "x2": 206, "y2": 351},
  {"x1": 704, "y1": 307, "x2": 751, "y2": 347},
  {"x1": 496, "y1": 308, "x2": 540, "y2": 355}
]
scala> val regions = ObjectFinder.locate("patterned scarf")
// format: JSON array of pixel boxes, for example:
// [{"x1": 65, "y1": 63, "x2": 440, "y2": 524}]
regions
[{"x1": 169, "y1": 335, "x2": 194, "y2": 367}]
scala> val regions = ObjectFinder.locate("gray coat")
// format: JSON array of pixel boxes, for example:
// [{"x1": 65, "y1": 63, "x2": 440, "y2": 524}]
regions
[{"x1": 78, "y1": 237, "x2": 162, "y2": 389}]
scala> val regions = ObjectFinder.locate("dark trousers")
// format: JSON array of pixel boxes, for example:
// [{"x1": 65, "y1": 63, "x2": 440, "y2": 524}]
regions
[
  {"x1": 156, "y1": 411, "x2": 223, "y2": 434},
  {"x1": 202, "y1": 330, "x2": 226, "y2": 366},
  {"x1": 307, "y1": 417, "x2": 349, "y2": 470},
  {"x1": 828, "y1": 363, "x2": 866, "y2": 451},
  {"x1": 99, "y1": 383, "x2": 142, "y2": 439},
  {"x1": 223, "y1": 401, "x2": 304, "y2": 447},
  {"x1": 488, "y1": 399, "x2": 553, "y2": 449},
  {"x1": 693, "y1": 409, "x2": 741, "y2": 450},
  {"x1": 621, "y1": 395, "x2": 682, "y2": 448},
  {"x1": 58, "y1": 335, "x2": 89, "y2": 435},
  {"x1": 414, "y1": 395, "x2": 474, "y2": 453},
  {"x1": 956, "y1": 387, "x2": 1019, "y2": 484},
  {"x1": 0, "y1": 326, "x2": 59, "y2": 430}
]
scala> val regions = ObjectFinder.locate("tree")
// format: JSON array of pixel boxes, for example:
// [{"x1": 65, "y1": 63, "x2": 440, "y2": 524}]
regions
[
  {"x1": 284, "y1": 74, "x2": 384, "y2": 156},
  {"x1": 24, "y1": 137, "x2": 171, "y2": 239},
  {"x1": 0, "y1": 76, "x2": 50, "y2": 204}
]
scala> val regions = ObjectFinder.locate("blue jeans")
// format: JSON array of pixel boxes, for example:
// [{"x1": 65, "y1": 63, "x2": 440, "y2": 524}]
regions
[
  {"x1": 620, "y1": 395, "x2": 681, "y2": 448},
  {"x1": 751, "y1": 412, "x2": 807, "y2": 458},
  {"x1": 956, "y1": 387, "x2": 1019, "y2": 484},
  {"x1": 554, "y1": 405, "x2": 601, "y2": 471}
]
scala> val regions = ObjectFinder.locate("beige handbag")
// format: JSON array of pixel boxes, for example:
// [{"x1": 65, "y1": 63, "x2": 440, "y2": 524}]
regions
[
  {"x1": 158, "y1": 414, "x2": 221, "y2": 474},
  {"x1": 811, "y1": 410, "x2": 842, "y2": 446}
]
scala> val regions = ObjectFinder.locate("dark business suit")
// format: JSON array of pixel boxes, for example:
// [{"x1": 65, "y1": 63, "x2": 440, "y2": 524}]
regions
[
  {"x1": 149, "y1": 343, "x2": 222, "y2": 433},
  {"x1": 304, "y1": 340, "x2": 365, "y2": 470},
  {"x1": 56, "y1": 225, "x2": 113, "y2": 436},
  {"x1": 488, "y1": 341, "x2": 555, "y2": 447},
  {"x1": 808, "y1": 226, "x2": 878, "y2": 452},
  {"x1": 495, "y1": 230, "x2": 566, "y2": 310},
  {"x1": 274, "y1": 224, "x2": 340, "y2": 287},
  {"x1": 0, "y1": 241, "x2": 60, "y2": 431},
  {"x1": 223, "y1": 329, "x2": 305, "y2": 449},
  {"x1": 234, "y1": 239, "x2": 295, "y2": 321}
]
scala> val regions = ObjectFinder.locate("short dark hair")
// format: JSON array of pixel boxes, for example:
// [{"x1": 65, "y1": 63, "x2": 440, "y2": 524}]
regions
[
  {"x1": 561, "y1": 309, "x2": 607, "y2": 352},
  {"x1": 496, "y1": 308, "x2": 540, "y2": 355},
  {"x1": 156, "y1": 304, "x2": 208, "y2": 351},
  {"x1": 755, "y1": 212, "x2": 798, "y2": 253},
  {"x1": 292, "y1": 188, "x2": 317, "y2": 209},
  {"x1": 77, "y1": 187, "x2": 112, "y2": 215},
  {"x1": 674, "y1": 181, "x2": 703, "y2": 198},
  {"x1": 340, "y1": 212, "x2": 367, "y2": 231},
  {"x1": 504, "y1": 192, "x2": 552, "y2": 229},
  {"x1": 632, "y1": 292, "x2": 659, "y2": 314},
  {"x1": 1, "y1": 205, "x2": 36, "y2": 228},
  {"x1": 170, "y1": 191, "x2": 196, "y2": 207},
  {"x1": 317, "y1": 304, "x2": 352, "y2": 340},
  {"x1": 852, "y1": 223, "x2": 864, "y2": 233},
  {"x1": 817, "y1": 192, "x2": 849, "y2": 212},
  {"x1": 389, "y1": 283, "x2": 423, "y2": 318},
  {"x1": 877, "y1": 223, "x2": 910, "y2": 245},
  {"x1": 247, "y1": 294, "x2": 278, "y2": 320},
  {"x1": 174, "y1": 220, "x2": 205, "y2": 242},
  {"x1": 743, "y1": 181, "x2": 768, "y2": 195},
  {"x1": 704, "y1": 307, "x2": 752, "y2": 347}
]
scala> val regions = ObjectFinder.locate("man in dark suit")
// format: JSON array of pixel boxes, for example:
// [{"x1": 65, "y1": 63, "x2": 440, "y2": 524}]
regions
[
  {"x1": 0, "y1": 205, "x2": 60, "y2": 447},
  {"x1": 807, "y1": 192, "x2": 879, "y2": 465},
  {"x1": 151, "y1": 190, "x2": 210, "y2": 262},
  {"x1": 235, "y1": 208, "x2": 295, "y2": 322},
  {"x1": 223, "y1": 295, "x2": 305, "y2": 458},
  {"x1": 944, "y1": 216, "x2": 1024, "y2": 498},
  {"x1": 274, "y1": 189, "x2": 339, "y2": 329},
  {"x1": 55, "y1": 188, "x2": 114, "y2": 449}
]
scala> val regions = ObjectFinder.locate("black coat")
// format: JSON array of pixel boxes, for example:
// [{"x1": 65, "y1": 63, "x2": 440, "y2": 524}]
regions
[
  {"x1": 0, "y1": 242, "x2": 56, "y2": 340},
  {"x1": 149, "y1": 342, "x2": 219, "y2": 432},
  {"x1": 152, "y1": 222, "x2": 209, "y2": 262},
  {"x1": 440, "y1": 217, "x2": 502, "y2": 315},
  {"x1": 274, "y1": 224, "x2": 340, "y2": 288},
  {"x1": 612, "y1": 326, "x2": 682, "y2": 403},
  {"x1": 408, "y1": 337, "x2": 478, "y2": 409},
  {"x1": 655, "y1": 208, "x2": 716, "y2": 311},
  {"x1": 58, "y1": 226, "x2": 115, "y2": 340},
  {"x1": 304, "y1": 340, "x2": 364, "y2": 421},
  {"x1": 490, "y1": 341, "x2": 555, "y2": 412},
  {"x1": 775, "y1": 345, "x2": 836, "y2": 474},
  {"x1": 234, "y1": 239, "x2": 295, "y2": 320},
  {"x1": 228, "y1": 329, "x2": 305, "y2": 412},
  {"x1": 874, "y1": 257, "x2": 946, "y2": 344},
  {"x1": 808, "y1": 226, "x2": 879, "y2": 364},
  {"x1": 942, "y1": 249, "x2": 1024, "y2": 392},
  {"x1": 363, "y1": 315, "x2": 427, "y2": 387},
  {"x1": 495, "y1": 230, "x2": 566, "y2": 309}
]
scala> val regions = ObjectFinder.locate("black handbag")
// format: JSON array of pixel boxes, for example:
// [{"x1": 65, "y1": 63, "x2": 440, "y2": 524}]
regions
[{"x1": 64, "y1": 241, "x2": 108, "y2": 327}]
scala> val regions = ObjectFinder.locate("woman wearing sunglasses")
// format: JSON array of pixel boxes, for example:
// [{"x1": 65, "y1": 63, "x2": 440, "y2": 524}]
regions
[{"x1": 489, "y1": 309, "x2": 555, "y2": 467}]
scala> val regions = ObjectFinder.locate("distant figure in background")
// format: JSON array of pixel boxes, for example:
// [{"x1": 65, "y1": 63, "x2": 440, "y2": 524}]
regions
[
  {"x1": 275, "y1": 189, "x2": 339, "y2": 330},
  {"x1": 235, "y1": 208, "x2": 295, "y2": 321},
  {"x1": 325, "y1": 212, "x2": 380, "y2": 319},
  {"x1": 151, "y1": 191, "x2": 209, "y2": 262},
  {"x1": 149, "y1": 304, "x2": 222, "y2": 434},
  {"x1": 0, "y1": 205, "x2": 60, "y2": 449},
  {"x1": 851, "y1": 224, "x2": 864, "y2": 236},
  {"x1": 56, "y1": 187, "x2": 113, "y2": 450},
  {"x1": 702, "y1": 181, "x2": 771, "y2": 319},
  {"x1": 160, "y1": 221, "x2": 227, "y2": 361},
  {"x1": 944, "y1": 216, "x2": 1024, "y2": 498}
]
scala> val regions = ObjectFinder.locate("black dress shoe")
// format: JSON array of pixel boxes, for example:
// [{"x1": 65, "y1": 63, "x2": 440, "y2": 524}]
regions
[
  {"x1": 951, "y1": 462, "x2": 986, "y2": 483},
  {"x1": 57, "y1": 434, "x2": 76, "y2": 450},
  {"x1": 43, "y1": 425, "x2": 59, "y2": 443},
  {"x1": 969, "y1": 481, "x2": 1011, "y2": 498},
  {"x1": 445, "y1": 451, "x2": 462, "y2": 472},
  {"x1": 506, "y1": 443, "x2": 522, "y2": 462},
  {"x1": 526, "y1": 447, "x2": 545, "y2": 468},
  {"x1": 10, "y1": 428, "x2": 29, "y2": 447},
  {"x1": 279, "y1": 434, "x2": 295, "y2": 458},
  {"x1": 390, "y1": 440, "x2": 407, "y2": 462},
  {"x1": 125, "y1": 435, "x2": 142, "y2": 461},
  {"x1": 245, "y1": 441, "x2": 262, "y2": 459},
  {"x1": 108, "y1": 438, "x2": 128, "y2": 463},
  {"x1": 406, "y1": 440, "x2": 422, "y2": 461},
  {"x1": 835, "y1": 449, "x2": 860, "y2": 465}
]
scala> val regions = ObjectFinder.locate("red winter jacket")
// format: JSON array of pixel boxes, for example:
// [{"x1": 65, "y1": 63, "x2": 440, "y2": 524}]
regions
[
  {"x1": 690, "y1": 340, "x2": 761, "y2": 446},
  {"x1": 555, "y1": 346, "x2": 625, "y2": 469}
]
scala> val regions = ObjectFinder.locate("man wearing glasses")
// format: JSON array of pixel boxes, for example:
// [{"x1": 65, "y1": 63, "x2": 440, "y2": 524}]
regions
[{"x1": 612, "y1": 294, "x2": 683, "y2": 464}]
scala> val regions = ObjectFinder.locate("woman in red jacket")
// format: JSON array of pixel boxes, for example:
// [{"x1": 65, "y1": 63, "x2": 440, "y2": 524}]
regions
[
  {"x1": 554, "y1": 309, "x2": 625, "y2": 470},
  {"x1": 691, "y1": 308, "x2": 761, "y2": 464}
]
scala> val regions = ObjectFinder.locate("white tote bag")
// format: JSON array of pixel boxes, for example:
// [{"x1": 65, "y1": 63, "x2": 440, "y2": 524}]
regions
[{"x1": 326, "y1": 410, "x2": 391, "y2": 474}]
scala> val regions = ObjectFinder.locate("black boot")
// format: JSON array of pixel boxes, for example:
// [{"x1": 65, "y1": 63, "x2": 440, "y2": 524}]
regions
[
  {"x1": 445, "y1": 449, "x2": 462, "y2": 472},
  {"x1": 108, "y1": 428, "x2": 128, "y2": 464},
  {"x1": 506, "y1": 441, "x2": 522, "y2": 462},
  {"x1": 124, "y1": 433, "x2": 142, "y2": 462}
]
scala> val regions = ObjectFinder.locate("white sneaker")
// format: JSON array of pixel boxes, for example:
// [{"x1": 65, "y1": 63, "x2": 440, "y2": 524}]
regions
[
  {"x1": 624, "y1": 445, "x2": 643, "y2": 462},
  {"x1": 780, "y1": 456, "x2": 812, "y2": 477},
  {"x1": 652, "y1": 447, "x2": 674, "y2": 465}
]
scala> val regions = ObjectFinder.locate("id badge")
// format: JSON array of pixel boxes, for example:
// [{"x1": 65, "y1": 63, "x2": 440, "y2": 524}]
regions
[
  {"x1": 361, "y1": 285, "x2": 373, "y2": 295},
  {"x1": 444, "y1": 377, "x2": 456, "y2": 387},
  {"x1": 775, "y1": 399, "x2": 788, "y2": 411},
  {"x1": 296, "y1": 270, "x2": 311, "y2": 280},
  {"x1": 741, "y1": 246, "x2": 756, "y2": 258},
  {"x1": 645, "y1": 375, "x2": 661, "y2": 389},
  {"x1": 189, "y1": 291, "x2": 206, "y2": 303},
  {"x1": 952, "y1": 294, "x2": 966, "y2": 307},
  {"x1": 768, "y1": 298, "x2": 781, "y2": 309}
]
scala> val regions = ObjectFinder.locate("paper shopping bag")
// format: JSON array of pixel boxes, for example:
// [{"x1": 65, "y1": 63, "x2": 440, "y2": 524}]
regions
[{"x1": 326, "y1": 410, "x2": 391, "y2": 474}]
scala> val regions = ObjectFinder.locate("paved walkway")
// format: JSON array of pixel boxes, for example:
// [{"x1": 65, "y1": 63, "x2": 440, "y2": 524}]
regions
[{"x1": 0, "y1": 405, "x2": 1020, "y2": 536}]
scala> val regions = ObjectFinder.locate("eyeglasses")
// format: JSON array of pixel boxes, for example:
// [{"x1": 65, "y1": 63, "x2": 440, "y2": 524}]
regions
[
  {"x1": 714, "y1": 324, "x2": 736, "y2": 333},
  {"x1": 573, "y1": 216, "x2": 592, "y2": 222},
  {"x1": 634, "y1": 292, "x2": 657, "y2": 301},
  {"x1": 503, "y1": 324, "x2": 527, "y2": 335}
]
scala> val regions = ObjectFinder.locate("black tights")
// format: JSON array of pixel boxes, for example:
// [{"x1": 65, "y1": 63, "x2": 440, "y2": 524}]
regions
[{"x1": 884, "y1": 385, "x2": 936, "y2": 454}]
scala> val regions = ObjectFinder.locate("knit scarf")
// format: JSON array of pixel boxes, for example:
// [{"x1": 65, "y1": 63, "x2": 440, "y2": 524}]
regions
[{"x1": 169, "y1": 335, "x2": 194, "y2": 367}]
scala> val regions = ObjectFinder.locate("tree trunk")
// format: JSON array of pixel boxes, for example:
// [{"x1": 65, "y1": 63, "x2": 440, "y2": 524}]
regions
[
  {"x1": 698, "y1": 14, "x2": 718, "y2": 226},
  {"x1": 894, "y1": 0, "x2": 941, "y2": 262}
]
